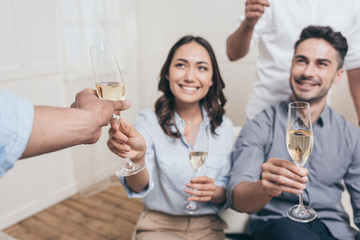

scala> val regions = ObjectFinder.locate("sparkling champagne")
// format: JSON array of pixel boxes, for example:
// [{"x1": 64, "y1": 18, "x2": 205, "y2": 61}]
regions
[
  {"x1": 96, "y1": 81, "x2": 125, "y2": 101},
  {"x1": 189, "y1": 151, "x2": 207, "y2": 171},
  {"x1": 286, "y1": 129, "x2": 313, "y2": 167}
]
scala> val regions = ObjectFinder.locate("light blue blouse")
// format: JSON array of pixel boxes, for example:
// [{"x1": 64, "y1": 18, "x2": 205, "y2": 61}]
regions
[
  {"x1": 0, "y1": 91, "x2": 34, "y2": 177},
  {"x1": 119, "y1": 107, "x2": 234, "y2": 215}
]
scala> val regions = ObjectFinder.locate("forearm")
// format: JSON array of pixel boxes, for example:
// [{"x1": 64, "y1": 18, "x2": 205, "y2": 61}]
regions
[
  {"x1": 210, "y1": 186, "x2": 226, "y2": 204},
  {"x1": 226, "y1": 21, "x2": 255, "y2": 61},
  {"x1": 21, "y1": 106, "x2": 97, "y2": 159},
  {"x1": 125, "y1": 167, "x2": 149, "y2": 193},
  {"x1": 347, "y1": 68, "x2": 360, "y2": 123},
  {"x1": 233, "y1": 180, "x2": 272, "y2": 213}
]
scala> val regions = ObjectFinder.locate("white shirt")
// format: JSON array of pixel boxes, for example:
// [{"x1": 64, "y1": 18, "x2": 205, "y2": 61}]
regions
[
  {"x1": 237, "y1": 0, "x2": 360, "y2": 119},
  {"x1": 119, "y1": 108, "x2": 234, "y2": 215}
]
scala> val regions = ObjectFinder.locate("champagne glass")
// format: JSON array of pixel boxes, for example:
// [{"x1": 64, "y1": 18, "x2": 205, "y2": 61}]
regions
[
  {"x1": 89, "y1": 42, "x2": 145, "y2": 177},
  {"x1": 185, "y1": 123, "x2": 209, "y2": 214},
  {"x1": 286, "y1": 101, "x2": 316, "y2": 222}
]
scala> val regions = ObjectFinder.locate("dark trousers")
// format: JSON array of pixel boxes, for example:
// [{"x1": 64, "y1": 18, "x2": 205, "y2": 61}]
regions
[{"x1": 251, "y1": 218, "x2": 337, "y2": 240}]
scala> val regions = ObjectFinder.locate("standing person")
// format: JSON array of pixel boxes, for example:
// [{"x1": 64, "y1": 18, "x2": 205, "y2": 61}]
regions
[
  {"x1": 0, "y1": 88, "x2": 131, "y2": 177},
  {"x1": 228, "y1": 26, "x2": 360, "y2": 240},
  {"x1": 226, "y1": 0, "x2": 360, "y2": 122},
  {"x1": 108, "y1": 35, "x2": 234, "y2": 240}
]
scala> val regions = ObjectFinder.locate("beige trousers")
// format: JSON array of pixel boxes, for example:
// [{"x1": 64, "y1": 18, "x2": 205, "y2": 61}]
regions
[{"x1": 135, "y1": 209, "x2": 228, "y2": 240}]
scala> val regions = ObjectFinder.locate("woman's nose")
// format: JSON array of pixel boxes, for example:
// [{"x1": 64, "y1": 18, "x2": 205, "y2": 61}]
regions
[{"x1": 184, "y1": 68, "x2": 195, "y2": 82}]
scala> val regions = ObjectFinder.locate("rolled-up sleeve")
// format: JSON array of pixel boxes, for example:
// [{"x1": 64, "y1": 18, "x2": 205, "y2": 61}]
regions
[{"x1": 0, "y1": 91, "x2": 34, "y2": 177}]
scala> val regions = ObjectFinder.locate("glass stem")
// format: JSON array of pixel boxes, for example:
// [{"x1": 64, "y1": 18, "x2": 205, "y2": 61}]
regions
[
  {"x1": 298, "y1": 193, "x2": 304, "y2": 207},
  {"x1": 125, "y1": 157, "x2": 134, "y2": 168},
  {"x1": 117, "y1": 113, "x2": 135, "y2": 171},
  {"x1": 113, "y1": 113, "x2": 121, "y2": 122},
  {"x1": 189, "y1": 170, "x2": 197, "y2": 202}
]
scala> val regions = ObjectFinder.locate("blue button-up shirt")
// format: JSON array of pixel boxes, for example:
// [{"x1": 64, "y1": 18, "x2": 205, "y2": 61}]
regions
[
  {"x1": 228, "y1": 100, "x2": 360, "y2": 240},
  {"x1": 0, "y1": 91, "x2": 34, "y2": 177},
  {"x1": 119, "y1": 107, "x2": 234, "y2": 215}
]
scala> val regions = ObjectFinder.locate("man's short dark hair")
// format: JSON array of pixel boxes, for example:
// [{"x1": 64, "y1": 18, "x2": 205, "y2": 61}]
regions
[{"x1": 294, "y1": 25, "x2": 348, "y2": 69}]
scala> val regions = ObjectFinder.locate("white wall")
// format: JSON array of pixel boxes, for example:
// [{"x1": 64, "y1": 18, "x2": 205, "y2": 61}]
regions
[
  {"x1": 0, "y1": 0, "x2": 138, "y2": 229},
  {"x1": 0, "y1": 0, "x2": 358, "y2": 230},
  {"x1": 135, "y1": 0, "x2": 358, "y2": 127},
  {"x1": 136, "y1": 0, "x2": 256, "y2": 126},
  {"x1": 0, "y1": 0, "x2": 78, "y2": 229}
]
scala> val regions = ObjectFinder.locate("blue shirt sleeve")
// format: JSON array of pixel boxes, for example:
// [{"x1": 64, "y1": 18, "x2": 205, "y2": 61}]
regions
[
  {"x1": 227, "y1": 108, "x2": 273, "y2": 207},
  {"x1": 0, "y1": 91, "x2": 34, "y2": 177},
  {"x1": 212, "y1": 117, "x2": 234, "y2": 189},
  {"x1": 343, "y1": 123, "x2": 360, "y2": 230}
]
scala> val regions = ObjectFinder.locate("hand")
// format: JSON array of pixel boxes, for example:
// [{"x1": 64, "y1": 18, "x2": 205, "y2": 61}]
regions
[
  {"x1": 261, "y1": 158, "x2": 308, "y2": 197},
  {"x1": 71, "y1": 88, "x2": 131, "y2": 127},
  {"x1": 107, "y1": 118, "x2": 146, "y2": 163},
  {"x1": 244, "y1": 0, "x2": 270, "y2": 28},
  {"x1": 184, "y1": 176, "x2": 217, "y2": 202}
]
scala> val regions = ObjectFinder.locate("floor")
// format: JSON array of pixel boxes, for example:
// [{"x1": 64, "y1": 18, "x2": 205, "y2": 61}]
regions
[{"x1": 3, "y1": 183, "x2": 143, "y2": 240}]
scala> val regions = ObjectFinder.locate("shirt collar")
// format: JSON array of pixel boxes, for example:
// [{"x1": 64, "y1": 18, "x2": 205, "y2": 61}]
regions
[
  {"x1": 283, "y1": 97, "x2": 329, "y2": 128},
  {"x1": 315, "y1": 105, "x2": 330, "y2": 127},
  {"x1": 173, "y1": 105, "x2": 211, "y2": 131}
]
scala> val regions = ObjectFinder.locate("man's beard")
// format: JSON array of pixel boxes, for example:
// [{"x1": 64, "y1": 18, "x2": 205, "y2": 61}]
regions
[{"x1": 290, "y1": 76, "x2": 331, "y2": 104}]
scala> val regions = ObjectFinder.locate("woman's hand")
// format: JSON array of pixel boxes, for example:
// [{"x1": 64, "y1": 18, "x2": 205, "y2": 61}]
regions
[
  {"x1": 107, "y1": 118, "x2": 146, "y2": 163},
  {"x1": 185, "y1": 176, "x2": 225, "y2": 204}
]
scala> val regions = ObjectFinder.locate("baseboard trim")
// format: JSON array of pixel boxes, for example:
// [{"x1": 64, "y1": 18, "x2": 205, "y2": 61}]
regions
[{"x1": 0, "y1": 183, "x2": 77, "y2": 230}]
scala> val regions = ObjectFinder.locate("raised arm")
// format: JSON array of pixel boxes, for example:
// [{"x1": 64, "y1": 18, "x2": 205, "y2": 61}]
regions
[
  {"x1": 21, "y1": 88, "x2": 131, "y2": 159},
  {"x1": 347, "y1": 68, "x2": 360, "y2": 126},
  {"x1": 233, "y1": 158, "x2": 308, "y2": 213},
  {"x1": 226, "y1": 0, "x2": 269, "y2": 61}
]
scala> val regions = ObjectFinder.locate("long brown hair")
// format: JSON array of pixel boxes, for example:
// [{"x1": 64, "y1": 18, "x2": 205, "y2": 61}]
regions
[{"x1": 155, "y1": 35, "x2": 226, "y2": 138}]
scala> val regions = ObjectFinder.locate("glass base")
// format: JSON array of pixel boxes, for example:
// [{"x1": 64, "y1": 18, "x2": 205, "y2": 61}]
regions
[
  {"x1": 287, "y1": 204, "x2": 317, "y2": 223},
  {"x1": 184, "y1": 201, "x2": 200, "y2": 214},
  {"x1": 115, "y1": 163, "x2": 145, "y2": 177}
]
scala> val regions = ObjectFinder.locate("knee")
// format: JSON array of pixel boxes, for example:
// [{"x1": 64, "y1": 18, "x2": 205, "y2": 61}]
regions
[{"x1": 253, "y1": 218, "x2": 308, "y2": 240}]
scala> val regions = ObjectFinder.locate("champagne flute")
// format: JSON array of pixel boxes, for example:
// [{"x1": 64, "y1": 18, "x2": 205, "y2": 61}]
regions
[
  {"x1": 185, "y1": 123, "x2": 209, "y2": 214},
  {"x1": 89, "y1": 42, "x2": 145, "y2": 177},
  {"x1": 286, "y1": 101, "x2": 316, "y2": 222}
]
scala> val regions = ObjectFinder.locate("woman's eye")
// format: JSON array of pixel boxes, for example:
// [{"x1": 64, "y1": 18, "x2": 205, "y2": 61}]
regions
[
  {"x1": 199, "y1": 66, "x2": 208, "y2": 71},
  {"x1": 175, "y1": 63, "x2": 186, "y2": 68}
]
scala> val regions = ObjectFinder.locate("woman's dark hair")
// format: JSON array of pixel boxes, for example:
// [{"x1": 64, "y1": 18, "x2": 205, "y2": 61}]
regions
[
  {"x1": 294, "y1": 25, "x2": 348, "y2": 69},
  {"x1": 155, "y1": 35, "x2": 226, "y2": 138}
]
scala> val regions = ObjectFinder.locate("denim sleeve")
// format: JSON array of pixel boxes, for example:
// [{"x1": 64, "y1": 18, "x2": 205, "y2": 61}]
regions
[{"x1": 0, "y1": 91, "x2": 34, "y2": 178}]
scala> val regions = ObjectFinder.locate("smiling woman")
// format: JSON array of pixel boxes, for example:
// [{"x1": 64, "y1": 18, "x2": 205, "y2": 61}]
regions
[
  {"x1": 156, "y1": 36, "x2": 227, "y2": 138},
  {"x1": 107, "y1": 35, "x2": 234, "y2": 240},
  {"x1": 167, "y1": 41, "x2": 213, "y2": 109}
]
